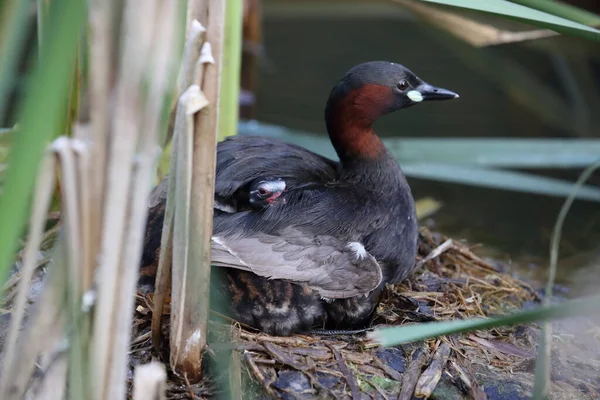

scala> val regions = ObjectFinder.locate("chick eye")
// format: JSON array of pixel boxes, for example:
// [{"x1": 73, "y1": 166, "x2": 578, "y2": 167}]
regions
[
  {"x1": 258, "y1": 188, "x2": 268, "y2": 196},
  {"x1": 397, "y1": 79, "x2": 409, "y2": 91}
]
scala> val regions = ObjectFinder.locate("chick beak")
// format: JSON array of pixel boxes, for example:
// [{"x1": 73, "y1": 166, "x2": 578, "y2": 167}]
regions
[{"x1": 407, "y1": 83, "x2": 459, "y2": 103}]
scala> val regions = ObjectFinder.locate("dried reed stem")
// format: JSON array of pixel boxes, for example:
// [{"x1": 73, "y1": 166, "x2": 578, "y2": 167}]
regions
[
  {"x1": 415, "y1": 342, "x2": 452, "y2": 398},
  {"x1": 6, "y1": 206, "x2": 68, "y2": 399},
  {"x1": 71, "y1": 136, "x2": 93, "y2": 288},
  {"x1": 394, "y1": 0, "x2": 557, "y2": 47},
  {"x1": 91, "y1": 0, "x2": 174, "y2": 398},
  {"x1": 52, "y1": 137, "x2": 87, "y2": 399},
  {"x1": 2, "y1": 138, "x2": 92, "y2": 399},
  {"x1": 110, "y1": 0, "x2": 180, "y2": 395},
  {"x1": 2, "y1": 0, "x2": 181, "y2": 399},
  {"x1": 169, "y1": 0, "x2": 224, "y2": 382},
  {"x1": 0, "y1": 153, "x2": 57, "y2": 398},
  {"x1": 34, "y1": 351, "x2": 68, "y2": 400},
  {"x1": 184, "y1": 0, "x2": 223, "y2": 375},
  {"x1": 167, "y1": 21, "x2": 207, "y2": 378},
  {"x1": 87, "y1": 0, "x2": 117, "y2": 288},
  {"x1": 153, "y1": 18, "x2": 207, "y2": 354}
]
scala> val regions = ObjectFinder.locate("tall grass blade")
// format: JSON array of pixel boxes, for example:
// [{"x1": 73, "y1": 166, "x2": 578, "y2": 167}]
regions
[
  {"x1": 218, "y1": 0, "x2": 242, "y2": 140},
  {"x1": 238, "y1": 121, "x2": 600, "y2": 168},
  {"x1": 0, "y1": 0, "x2": 31, "y2": 122},
  {"x1": 532, "y1": 160, "x2": 600, "y2": 399},
  {"x1": 418, "y1": 0, "x2": 600, "y2": 41},
  {"x1": 402, "y1": 163, "x2": 600, "y2": 202},
  {"x1": 37, "y1": 0, "x2": 51, "y2": 54},
  {"x1": 369, "y1": 294, "x2": 600, "y2": 347},
  {"x1": 385, "y1": 138, "x2": 600, "y2": 168},
  {"x1": 0, "y1": 0, "x2": 84, "y2": 285},
  {"x1": 508, "y1": 0, "x2": 600, "y2": 27},
  {"x1": 394, "y1": 0, "x2": 558, "y2": 47},
  {"x1": 238, "y1": 122, "x2": 600, "y2": 201}
]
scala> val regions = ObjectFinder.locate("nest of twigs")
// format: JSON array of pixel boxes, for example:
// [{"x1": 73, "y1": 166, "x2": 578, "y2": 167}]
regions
[{"x1": 127, "y1": 228, "x2": 600, "y2": 399}]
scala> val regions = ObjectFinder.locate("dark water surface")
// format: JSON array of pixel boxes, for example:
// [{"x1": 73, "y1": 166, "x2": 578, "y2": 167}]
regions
[{"x1": 251, "y1": 11, "x2": 600, "y2": 292}]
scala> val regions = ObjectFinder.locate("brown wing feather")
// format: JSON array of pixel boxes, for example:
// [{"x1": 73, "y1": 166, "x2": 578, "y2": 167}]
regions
[{"x1": 211, "y1": 227, "x2": 382, "y2": 299}]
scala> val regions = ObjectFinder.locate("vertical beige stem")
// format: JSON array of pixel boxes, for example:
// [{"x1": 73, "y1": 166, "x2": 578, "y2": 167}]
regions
[
  {"x1": 0, "y1": 153, "x2": 57, "y2": 398},
  {"x1": 87, "y1": 0, "x2": 116, "y2": 286},
  {"x1": 168, "y1": 20, "x2": 207, "y2": 376},
  {"x1": 169, "y1": 0, "x2": 224, "y2": 383},
  {"x1": 187, "y1": 0, "x2": 223, "y2": 365}
]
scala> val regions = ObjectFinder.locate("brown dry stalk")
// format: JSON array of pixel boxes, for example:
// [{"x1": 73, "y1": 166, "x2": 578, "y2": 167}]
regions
[
  {"x1": 70, "y1": 135, "x2": 94, "y2": 289},
  {"x1": 415, "y1": 239, "x2": 453, "y2": 270},
  {"x1": 156, "y1": 8, "x2": 207, "y2": 362},
  {"x1": 393, "y1": 0, "x2": 557, "y2": 48},
  {"x1": 328, "y1": 343, "x2": 360, "y2": 399},
  {"x1": 398, "y1": 348, "x2": 429, "y2": 400},
  {"x1": 169, "y1": 53, "x2": 211, "y2": 379},
  {"x1": 414, "y1": 342, "x2": 452, "y2": 398},
  {"x1": 169, "y1": 0, "x2": 224, "y2": 382},
  {"x1": 244, "y1": 351, "x2": 277, "y2": 398}
]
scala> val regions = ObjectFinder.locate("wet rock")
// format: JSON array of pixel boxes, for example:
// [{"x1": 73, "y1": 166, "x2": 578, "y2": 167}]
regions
[
  {"x1": 430, "y1": 376, "x2": 468, "y2": 400},
  {"x1": 272, "y1": 370, "x2": 311, "y2": 398},
  {"x1": 482, "y1": 380, "x2": 529, "y2": 400},
  {"x1": 375, "y1": 346, "x2": 406, "y2": 374},
  {"x1": 314, "y1": 371, "x2": 338, "y2": 389}
]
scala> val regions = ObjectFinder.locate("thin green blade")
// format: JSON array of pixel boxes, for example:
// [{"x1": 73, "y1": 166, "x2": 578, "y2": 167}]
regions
[
  {"x1": 418, "y1": 0, "x2": 600, "y2": 41},
  {"x1": 386, "y1": 138, "x2": 600, "y2": 168},
  {"x1": 237, "y1": 121, "x2": 600, "y2": 201},
  {"x1": 238, "y1": 121, "x2": 600, "y2": 169},
  {"x1": 402, "y1": 163, "x2": 600, "y2": 202},
  {"x1": 0, "y1": 0, "x2": 85, "y2": 283},
  {"x1": 508, "y1": 0, "x2": 600, "y2": 26},
  {"x1": 370, "y1": 294, "x2": 600, "y2": 347},
  {"x1": 0, "y1": 0, "x2": 32, "y2": 122}
]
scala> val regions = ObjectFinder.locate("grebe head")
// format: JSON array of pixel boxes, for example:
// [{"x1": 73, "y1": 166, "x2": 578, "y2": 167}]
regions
[
  {"x1": 324, "y1": 61, "x2": 458, "y2": 161},
  {"x1": 249, "y1": 177, "x2": 286, "y2": 208}
]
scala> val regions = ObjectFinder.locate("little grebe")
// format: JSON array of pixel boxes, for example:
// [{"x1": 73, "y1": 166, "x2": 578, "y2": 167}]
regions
[
  {"x1": 248, "y1": 177, "x2": 286, "y2": 209},
  {"x1": 141, "y1": 61, "x2": 458, "y2": 335}
]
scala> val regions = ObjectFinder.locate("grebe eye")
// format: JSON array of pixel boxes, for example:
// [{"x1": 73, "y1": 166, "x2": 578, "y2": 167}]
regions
[
  {"x1": 258, "y1": 188, "x2": 268, "y2": 196},
  {"x1": 397, "y1": 79, "x2": 409, "y2": 91}
]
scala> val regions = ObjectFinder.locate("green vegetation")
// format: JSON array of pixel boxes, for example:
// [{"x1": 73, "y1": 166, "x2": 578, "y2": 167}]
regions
[{"x1": 0, "y1": 0, "x2": 598, "y2": 399}]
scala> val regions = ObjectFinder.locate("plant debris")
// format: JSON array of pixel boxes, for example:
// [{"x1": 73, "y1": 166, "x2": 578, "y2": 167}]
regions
[
  {"x1": 3, "y1": 227, "x2": 599, "y2": 399},
  {"x1": 126, "y1": 228, "x2": 600, "y2": 399}
]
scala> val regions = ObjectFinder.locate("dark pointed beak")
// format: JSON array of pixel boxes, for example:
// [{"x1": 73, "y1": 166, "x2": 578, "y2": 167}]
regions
[{"x1": 416, "y1": 83, "x2": 459, "y2": 101}]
